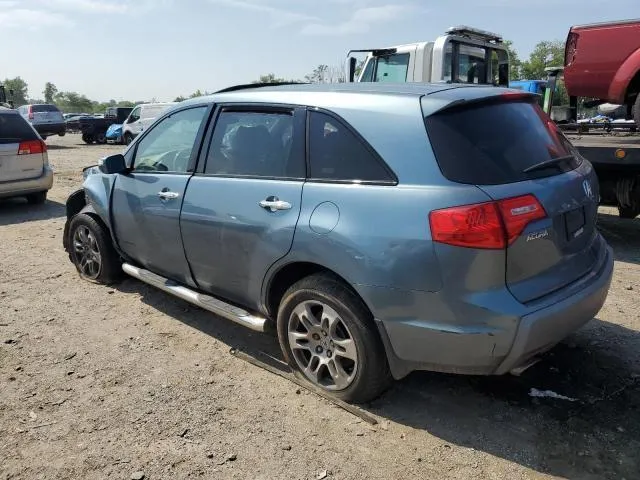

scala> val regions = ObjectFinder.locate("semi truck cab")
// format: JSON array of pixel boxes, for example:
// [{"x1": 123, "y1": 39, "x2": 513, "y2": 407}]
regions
[{"x1": 346, "y1": 26, "x2": 510, "y2": 86}]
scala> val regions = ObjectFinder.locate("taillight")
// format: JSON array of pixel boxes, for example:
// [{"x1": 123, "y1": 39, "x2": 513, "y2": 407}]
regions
[
  {"x1": 430, "y1": 194, "x2": 546, "y2": 250},
  {"x1": 496, "y1": 194, "x2": 546, "y2": 244},
  {"x1": 565, "y1": 32, "x2": 579, "y2": 66},
  {"x1": 27, "y1": 105, "x2": 34, "y2": 120},
  {"x1": 18, "y1": 139, "x2": 46, "y2": 155}
]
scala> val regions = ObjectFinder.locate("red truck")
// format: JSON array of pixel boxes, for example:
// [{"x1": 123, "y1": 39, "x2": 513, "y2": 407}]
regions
[{"x1": 564, "y1": 18, "x2": 640, "y2": 128}]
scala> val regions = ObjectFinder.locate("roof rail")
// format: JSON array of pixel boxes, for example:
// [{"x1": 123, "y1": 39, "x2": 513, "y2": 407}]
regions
[{"x1": 215, "y1": 82, "x2": 310, "y2": 94}]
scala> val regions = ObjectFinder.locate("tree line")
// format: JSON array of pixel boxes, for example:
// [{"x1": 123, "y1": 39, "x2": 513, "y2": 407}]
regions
[{"x1": 2, "y1": 38, "x2": 568, "y2": 113}]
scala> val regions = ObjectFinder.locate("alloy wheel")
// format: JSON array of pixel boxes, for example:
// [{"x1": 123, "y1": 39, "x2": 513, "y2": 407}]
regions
[
  {"x1": 287, "y1": 301, "x2": 358, "y2": 390},
  {"x1": 72, "y1": 225, "x2": 102, "y2": 279}
]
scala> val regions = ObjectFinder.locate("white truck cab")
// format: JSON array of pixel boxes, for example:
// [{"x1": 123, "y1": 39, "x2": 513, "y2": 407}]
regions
[
  {"x1": 347, "y1": 26, "x2": 510, "y2": 86},
  {"x1": 122, "y1": 102, "x2": 177, "y2": 144}
]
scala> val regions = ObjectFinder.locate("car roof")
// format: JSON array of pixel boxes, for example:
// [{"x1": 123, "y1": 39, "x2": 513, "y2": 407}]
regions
[{"x1": 177, "y1": 82, "x2": 504, "y2": 109}]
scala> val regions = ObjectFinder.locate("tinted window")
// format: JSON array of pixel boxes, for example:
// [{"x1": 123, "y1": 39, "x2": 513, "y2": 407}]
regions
[
  {"x1": 133, "y1": 107, "x2": 207, "y2": 173},
  {"x1": 375, "y1": 54, "x2": 410, "y2": 82},
  {"x1": 205, "y1": 110, "x2": 303, "y2": 178},
  {"x1": 308, "y1": 111, "x2": 393, "y2": 183},
  {"x1": 32, "y1": 104, "x2": 60, "y2": 113},
  {"x1": 424, "y1": 99, "x2": 581, "y2": 185},
  {"x1": 0, "y1": 113, "x2": 38, "y2": 144}
]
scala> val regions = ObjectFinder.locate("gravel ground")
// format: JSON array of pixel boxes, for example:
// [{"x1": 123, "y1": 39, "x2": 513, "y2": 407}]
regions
[{"x1": 1, "y1": 134, "x2": 639, "y2": 480}]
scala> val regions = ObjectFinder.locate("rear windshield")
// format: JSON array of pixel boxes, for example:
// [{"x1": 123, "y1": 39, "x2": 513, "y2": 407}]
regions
[
  {"x1": 424, "y1": 99, "x2": 581, "y2": 185},
  {"x1": 32, "y1": 104, "x2": 60, "y2": 113},
  {"x1": 0, "y1": 113, "x2": 38, "y2": 143}
]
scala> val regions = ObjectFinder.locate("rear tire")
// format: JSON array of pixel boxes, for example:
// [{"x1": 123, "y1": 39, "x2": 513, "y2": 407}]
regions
[
  {"x1": 95, "y1": 132, "x2": 106, "y2": 144},
  {"x1": 276, "y1": 273, "x2": 391, "y2": 403},
  {"x1": 68, "y1": 213, "x2": 122, "y2": 284},
  {"x1": 26, "y1": 191, "x2": 47, "y2": 205}
]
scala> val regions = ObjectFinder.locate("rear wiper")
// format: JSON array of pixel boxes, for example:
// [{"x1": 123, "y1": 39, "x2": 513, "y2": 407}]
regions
[{"x1": 523, "y1": 155, "x2": 575, "y2": 173}]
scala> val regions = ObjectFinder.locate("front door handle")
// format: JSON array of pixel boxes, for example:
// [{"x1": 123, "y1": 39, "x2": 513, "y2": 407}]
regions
[
  {"x1": 259, "y1": 197, "x2": 292, "y2": 212},
  {"x1": 157, "y1": 190, "x2": 180, "y2": 200}
]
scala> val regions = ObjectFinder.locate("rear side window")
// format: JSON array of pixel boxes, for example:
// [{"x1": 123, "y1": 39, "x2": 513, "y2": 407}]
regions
[
  {"x1": 308, "y1": 111, "x2": 394, "y2": 183},
  {"x1": 424, "y1": 99, "x2": 581, "y2": 185},
  {"x1": 205, "y1": 110, "x2": 303, "y2": 178},
  {"x1": 0, "y1": 113, "x2": 38, "y2": 144},
  {"x1": 32, "y1": 104, "x2": 60, "y2": 113}
]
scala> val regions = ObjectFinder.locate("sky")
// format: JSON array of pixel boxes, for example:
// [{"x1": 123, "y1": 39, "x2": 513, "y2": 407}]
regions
[{"x1": 1, "y1": 0, "x2": 638, "y2": 102}]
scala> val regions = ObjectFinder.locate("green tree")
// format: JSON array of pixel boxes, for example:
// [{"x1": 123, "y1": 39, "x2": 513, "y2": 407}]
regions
[
  {"x1": 305, "y1": 65, "x2": 329, "y2": 83},
  {"x1": 43, "y1": 82, "x2": 58, "y2": 104},
  {"x1": 54, "y1": 91, "x2": 94, "y2": 113},
  {"x1": 504, "y1": 40, "x2": 522, "y2": 81},
  {"x1": 174, "y1": 95, "x2": 187, "y2": 102},
  {"x1": 253, "y1": 73, "x2": 290, "y2": 84},
  {"x1": 520, "y1": 40, "x2": 565, "y2": 80},
  {"x1": 3, "y1": 77, "x2": 29, "y2": 106}
]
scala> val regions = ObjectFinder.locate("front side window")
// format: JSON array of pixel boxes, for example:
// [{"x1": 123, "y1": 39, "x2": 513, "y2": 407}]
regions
[
  {"x1": 205, "y1": 110, "x2": 302, "y2": 178},
  {"x1": 133, "y1": 107, "x2": 207, "y2": 173},
  {"x1": 128, "y1": 107, "x2": 141, "y2": 123},
  {"x1": 359, "y1": 58, "x2": 375, "y2": 82},
  {"x1": 308, "y1": 111, "x2": 394, "y2": 183}
]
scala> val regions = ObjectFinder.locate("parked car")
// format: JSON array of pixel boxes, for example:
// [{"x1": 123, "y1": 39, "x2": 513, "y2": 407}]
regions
[
  {"x1": 105, "y1": 123, "x2": 123, "y2": 144},
  {"x1": 63, "y1": 83, "x2": 613, "y2": 402},
  {"x1": 121, "y1": 102, "x2": 177, "y2": 145},
  {"x1": 17, "y1": 103, "x2": 66, "y2": 140},
  {"x1": 0, "y1": 107, "x2": 53, "y2": 203},
  {"x1": 79, "y1": 107, "x2": 132, "y2": 144}
]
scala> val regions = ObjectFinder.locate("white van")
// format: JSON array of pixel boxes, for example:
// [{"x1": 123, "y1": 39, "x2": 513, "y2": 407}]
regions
[{"x1": 122, "y1": 102, "x2": 176, "y2": 144}]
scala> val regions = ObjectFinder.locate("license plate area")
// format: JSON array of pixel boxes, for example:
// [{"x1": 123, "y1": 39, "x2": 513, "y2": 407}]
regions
[{"x1": 564, "y1": 206, "x2": 586, "y2": 240}]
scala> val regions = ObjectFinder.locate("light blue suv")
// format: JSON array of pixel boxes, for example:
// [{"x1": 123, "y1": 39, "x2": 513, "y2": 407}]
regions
[{"x1": 63, "y1": 83, "x2": 614, "y2": 402}]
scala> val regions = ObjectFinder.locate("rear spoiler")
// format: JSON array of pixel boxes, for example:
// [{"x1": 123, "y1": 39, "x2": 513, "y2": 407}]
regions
[{"x1": 426, "y1": 91, "x2": 538, "y2": 116}]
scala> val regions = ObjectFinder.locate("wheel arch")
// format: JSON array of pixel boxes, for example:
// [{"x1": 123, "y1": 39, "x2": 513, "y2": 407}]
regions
[{"x1": 263, "y1": 261, "x2": 374, "y2": 322}]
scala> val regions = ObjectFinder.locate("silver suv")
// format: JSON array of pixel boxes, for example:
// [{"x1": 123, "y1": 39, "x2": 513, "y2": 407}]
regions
[
  {"x1": 0, "y1": 107, "x2": 53, "y2": 203},
  {"x1": 17, "y1": 103, "x2": 66, "y2": 140},
  {"x1": 63, "y1": 83, "x2": 614, "y2": 402}
]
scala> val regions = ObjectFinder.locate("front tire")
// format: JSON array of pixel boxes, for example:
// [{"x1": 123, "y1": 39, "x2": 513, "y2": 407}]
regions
[
  {"x1": 124, "y1": 133, "x2": 133, "y2": 145},
  {"x1": 68, "y1": 213, "x2": 122, "y2": 284},
  {"x1": 633, "y1": 95, "x2": 640, "y2": 131},
  {"x1": 277, "y1": 273, "x2": 391, "y2": 403}
]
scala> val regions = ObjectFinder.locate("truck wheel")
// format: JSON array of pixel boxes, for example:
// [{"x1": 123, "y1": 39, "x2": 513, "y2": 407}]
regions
[
  {"x1": 619, "y1": 206, "x2": 639, "y2": 219},
  {"x1": 68, "y1": 213, "x2": 122, "y2": 284},
  {"x1": 95, "y1": 132, "x2": 106, "y2": 144},
  {"x1": 276, "y1": 273, "x2": 391, "y2": 403},
  {"x1": 633, "y1": 95, "x2": 640, "y2": 131},
  {"x1": 82, "y1": 133, "x2": 94, "y2": 144},
  {"x1": 124, "y1": 133, "x2": 133, "y2": 145}
]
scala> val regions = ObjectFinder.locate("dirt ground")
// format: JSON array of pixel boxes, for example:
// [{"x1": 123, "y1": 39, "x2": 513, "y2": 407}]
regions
[{"x1": 1, "y1": 134, "x2": 639, "y2": 480}]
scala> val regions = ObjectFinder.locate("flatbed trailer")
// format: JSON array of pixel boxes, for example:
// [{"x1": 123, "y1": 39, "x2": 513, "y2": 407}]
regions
[{"x1": 545, "y1": 69, "x2": 640, "y2": 219}]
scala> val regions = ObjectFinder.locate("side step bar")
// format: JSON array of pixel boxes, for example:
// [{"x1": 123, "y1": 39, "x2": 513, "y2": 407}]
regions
[{"x1": 122, "y1": 263, "x2": 268, "y2": 333}]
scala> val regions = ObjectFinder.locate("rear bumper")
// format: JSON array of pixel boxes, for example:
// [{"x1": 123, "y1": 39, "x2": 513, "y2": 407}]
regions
[
  {"x1": 33, "y1": 123, "x2": 66, "y2": 136},
  {"x1": 494, "y1": 244, "x2": 614, "y2": 374},
  {"x1": 362, "y1": 241, "x2": 614, "y2": 379},
  {"x1": 0, "y1": 165, "x2": 54, "y2": 199}
]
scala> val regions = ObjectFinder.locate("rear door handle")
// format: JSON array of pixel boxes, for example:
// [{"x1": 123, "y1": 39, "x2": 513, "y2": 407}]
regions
[
  {"x1": 157, "y1": 191, "x2": 180, "y2": 200},
  {"x1": 259, "y1": 197, "x2": 292, "y2": 212}
]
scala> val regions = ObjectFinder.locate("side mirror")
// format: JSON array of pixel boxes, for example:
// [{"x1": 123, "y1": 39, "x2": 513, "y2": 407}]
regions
[
  {"x1": 99, "y1": 154, "x2": 127, "y2": 174},
  {"x1": 348, "y1": 57, "x2": 357, "y2": 83}
]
